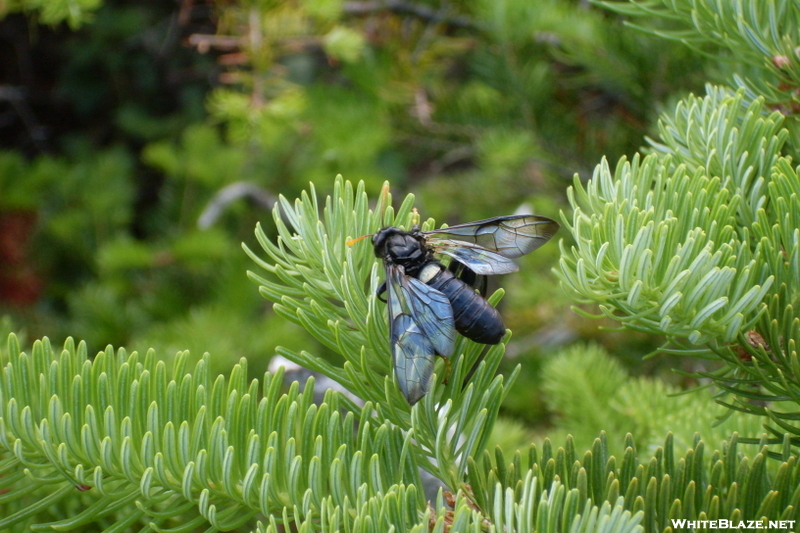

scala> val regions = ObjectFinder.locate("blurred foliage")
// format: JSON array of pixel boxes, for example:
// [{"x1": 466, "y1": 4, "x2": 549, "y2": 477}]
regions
[
  {"x1": 0, "y1": 0, "x2": 102, "y2": 28},
  {"x1": 200, "y1": 0, "x2": 709, "y2": 221},
  {"x1": 540, "y1": 344, "x2": 769, "y2": 458}
]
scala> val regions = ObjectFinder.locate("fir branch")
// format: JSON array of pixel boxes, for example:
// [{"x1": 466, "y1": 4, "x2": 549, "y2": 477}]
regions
[
  {"x1": 598, "y1": 0, "x2": 800, "y2": 119},
  {"x1": 0, "y1": 334, "x2": 662, "y2": 532},
  {"x1": 558, "y1": 146, "x2": 773, "y2": 345},
  {"x1": 244, "y1": 177, "x2": 514, "y2": 489},
  {"x1": 0, "y1": 335, "x2": 425, "y2": 531},
  {"x1": 557, "y1": 85, "x2": 800, "y2": 443},
  {"x1": 2, "y1": 326, "x2": 799, "y2": 529}
]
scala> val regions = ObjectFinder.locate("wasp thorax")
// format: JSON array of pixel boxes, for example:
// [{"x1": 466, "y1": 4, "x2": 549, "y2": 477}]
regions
[
  {"x1": 389, "y1": 233, "x2": 423, "y2": 256},
  {"x1": 373, "y1": 228, "x2": 425, "y2": 259}
]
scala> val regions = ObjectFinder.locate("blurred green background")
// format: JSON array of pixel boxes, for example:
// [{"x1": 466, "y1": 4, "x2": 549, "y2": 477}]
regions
[{"x1": 1, "y1": 0, "x2": 725, "y2": 455}]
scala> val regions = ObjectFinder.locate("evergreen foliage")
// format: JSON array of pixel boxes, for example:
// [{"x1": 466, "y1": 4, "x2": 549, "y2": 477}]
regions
[
  {"x1": 558, "y1": 0, "x2": 800, "y2": 448},
  {"x1": 2, "y1": 180, "x2": 799, "y2": 531},
  {"x1": 2, "y1": 327, "x2": 799, "y2": 531},
  {"x1": 600, "y1": 0, "x2": 800, "y2": 126}
]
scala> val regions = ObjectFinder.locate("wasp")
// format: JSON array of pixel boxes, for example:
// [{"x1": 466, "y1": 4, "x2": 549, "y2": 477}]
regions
[{"x1": 349, "y1": 214, "x2": 558, "y2": 404}]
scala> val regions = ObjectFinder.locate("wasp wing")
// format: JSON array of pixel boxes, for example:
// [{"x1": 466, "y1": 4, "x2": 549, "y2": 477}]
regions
[
  {"x1": 430, "y1": 239, "x2": 519, "y2": 275},
  {"x1": 423, "y1": 214, "x2": 559, "y2": 259},
  {"x1": 386, "y1": 265, "x2": 455, "y2": 404}
]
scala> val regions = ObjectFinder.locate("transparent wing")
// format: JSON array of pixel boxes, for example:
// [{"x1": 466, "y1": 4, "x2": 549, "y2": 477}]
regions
[
  {"x1": 422, "y1": 214, "x2": 559, "y2": 259},
  {"x1": 386, "y1": 265, "x2": 455, "y2": 404},
  {"x1": 429, "y1": 239, "x2": 519, "y2": 275}
]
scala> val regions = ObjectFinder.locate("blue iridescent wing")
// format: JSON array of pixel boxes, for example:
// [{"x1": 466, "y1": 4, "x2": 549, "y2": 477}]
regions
[
  {"x1": 428, "y1": 240, "x2": 519, "y2": 275},
  {"x1": 423, "y1": 214, "x2": 559, "y2": 259},
  {"x1": 386, "y1": 265, "x2": 455, "y2": 404}
]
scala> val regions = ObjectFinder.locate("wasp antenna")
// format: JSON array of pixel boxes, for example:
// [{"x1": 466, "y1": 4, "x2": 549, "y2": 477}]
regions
[{"x1": 346, "y1": 234, "x2": 372, "y2": 246}]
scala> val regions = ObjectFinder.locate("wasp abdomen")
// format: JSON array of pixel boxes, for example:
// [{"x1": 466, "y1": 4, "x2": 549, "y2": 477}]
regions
[{"x1": 426, "y1": 265, "x2": 506, "y2": 344}]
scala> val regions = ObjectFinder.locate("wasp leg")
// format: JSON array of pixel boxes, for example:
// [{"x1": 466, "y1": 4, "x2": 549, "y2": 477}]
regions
[
  {"x1": 448, "y1": 259, "x2": 466, "y2": 279},
  {"x1": 473, "y1": 275, "x2": 488, "y2": 298},
  {"x1": 376, "y1": 281, "x2": 387, "y2": 303}
]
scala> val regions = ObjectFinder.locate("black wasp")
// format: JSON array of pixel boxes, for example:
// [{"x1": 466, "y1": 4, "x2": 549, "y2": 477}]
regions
[{"x1": 350, "y1": 214, "x2": 559, "y2": 404}]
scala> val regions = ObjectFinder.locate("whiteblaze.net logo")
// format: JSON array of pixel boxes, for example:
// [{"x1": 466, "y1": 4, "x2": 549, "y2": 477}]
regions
[{"x1": 670, "y1": 519, "x2": 796, "y2": 530}]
